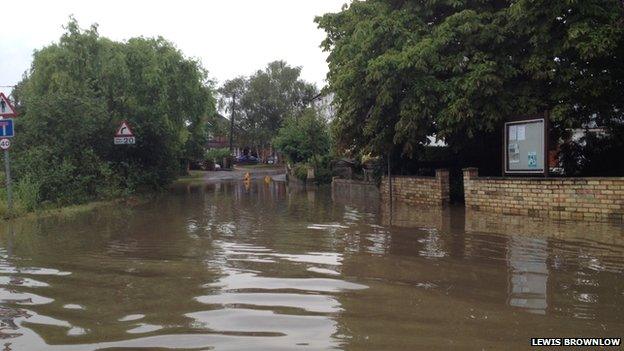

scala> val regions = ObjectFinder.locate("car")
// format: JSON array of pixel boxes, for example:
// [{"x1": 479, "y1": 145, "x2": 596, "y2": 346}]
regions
[{"x1": 236, "y1": 155, "x2": 259, "y2": 164}]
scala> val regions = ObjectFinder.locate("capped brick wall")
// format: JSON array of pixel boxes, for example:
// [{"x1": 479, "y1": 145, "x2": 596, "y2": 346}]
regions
[
  {"x1": 381, "y1": 169, "x2": 450, "y2": 206},
  {"x1": 463, "y1": 168, "x2": 624, "y2": 223}
]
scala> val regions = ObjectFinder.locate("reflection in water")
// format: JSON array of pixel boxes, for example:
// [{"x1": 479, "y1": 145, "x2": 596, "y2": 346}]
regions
[
  {"x1": 0, "y1": 181, "x2": 620, "y2": 350},
  {"x1": 507, "y1": 236, "x2": 549, "y2": 315}
]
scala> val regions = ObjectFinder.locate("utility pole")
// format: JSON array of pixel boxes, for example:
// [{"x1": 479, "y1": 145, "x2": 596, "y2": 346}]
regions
[{"x1": 229, "y1": 92, "x2": 236, "y2": 152}]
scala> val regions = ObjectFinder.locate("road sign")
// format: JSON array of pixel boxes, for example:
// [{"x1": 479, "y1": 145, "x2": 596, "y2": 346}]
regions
[
  {"x1": 0, "y1": 138, "x2": 10, "y2": 150},
  {"x1": 114, "y1": 120, "x2": 135, "y2": 145},
  {"x1": 0, "y1": 94, "x2": 15, "y2": 214},
  {"x1": 0, "y1": 119, "x2": 14, "y2": 138},
  {"x1": 115, "y1": 121, "x2": 134, "y2": 137},
  {"x1": 0, "y1": 93, "x2": 17, "y2": 118},
  {"x1": 114, "y1": 136, "x2": 136, "y2": 145}
]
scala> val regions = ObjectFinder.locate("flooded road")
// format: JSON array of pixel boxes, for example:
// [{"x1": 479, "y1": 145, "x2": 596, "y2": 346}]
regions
[{"x1": 0, "y1": 180, "x2": 623, "y2": 350}]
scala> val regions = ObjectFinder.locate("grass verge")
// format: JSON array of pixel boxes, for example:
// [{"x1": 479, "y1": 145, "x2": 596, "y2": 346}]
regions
[{"x1": 0, "y1": 196, "x2": 149, "y2": 221}]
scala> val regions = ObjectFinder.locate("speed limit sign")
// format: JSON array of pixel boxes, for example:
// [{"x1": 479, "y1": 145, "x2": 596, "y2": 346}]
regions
[{"x1": 0, "y1": 138, "x2": 10, "y2": 150}]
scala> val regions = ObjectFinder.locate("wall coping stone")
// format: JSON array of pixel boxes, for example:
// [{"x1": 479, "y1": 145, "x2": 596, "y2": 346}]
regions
[
  {"x1": 475, "y1": 176, "x2": 624, "y2": 181},
  {"x1": 387, "y1": 175, "x2": 437, "y2": 180},
  {"x1": 462, "y1": 168, "x2": 624, "y2": 181}
]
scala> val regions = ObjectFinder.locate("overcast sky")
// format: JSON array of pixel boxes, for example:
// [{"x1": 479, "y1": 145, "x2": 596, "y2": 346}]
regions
[{"x1": 0, "y1": 0, "x2": 348, "y2": 96}]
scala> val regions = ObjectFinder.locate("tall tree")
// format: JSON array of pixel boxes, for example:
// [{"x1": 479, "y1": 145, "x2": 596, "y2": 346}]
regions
[
  {"x1": 316, "y1": 0, "x2": 624, "y2": 160},
  {"x1": 222, "y1": 61, "x2": 318, "y2": 159},
  {"x1": 218, "y1": 77, "x2": 247, "y2": 152},
  {"x1": 12, "y1": 18, "x2": 215, "y2": 205}
]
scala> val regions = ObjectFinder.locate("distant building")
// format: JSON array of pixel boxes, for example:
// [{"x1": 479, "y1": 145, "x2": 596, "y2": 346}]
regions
[
  {"x1": 206, "y1": 113, "x2": 231, "y2": 149},
  {"x1": 310, "y1": 92, "x2": 336, "y2": 120}
]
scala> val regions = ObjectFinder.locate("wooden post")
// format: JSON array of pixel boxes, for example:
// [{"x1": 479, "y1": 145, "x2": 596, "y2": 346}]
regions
[
  {"x1": 543, "y1": 111, "x2": 549, "y2": 178},
  {"x1": 502, "y1": 122, "x2": 506, "y2": 177}
]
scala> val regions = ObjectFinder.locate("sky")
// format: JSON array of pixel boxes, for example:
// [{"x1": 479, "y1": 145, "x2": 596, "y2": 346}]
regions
[{"x1": 0, "y1": 0, "x2": 348, "y2": 96}]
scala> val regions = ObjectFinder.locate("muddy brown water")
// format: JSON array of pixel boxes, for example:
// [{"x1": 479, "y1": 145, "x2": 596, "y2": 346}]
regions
[{"x1": 0, "y1": 180, "x2": 622, "y2": 350}]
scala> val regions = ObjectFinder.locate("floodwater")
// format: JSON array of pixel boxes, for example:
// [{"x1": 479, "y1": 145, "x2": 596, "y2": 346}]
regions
[{"x1": 0, "y1": 180, "x2": 623, "y2": 350}]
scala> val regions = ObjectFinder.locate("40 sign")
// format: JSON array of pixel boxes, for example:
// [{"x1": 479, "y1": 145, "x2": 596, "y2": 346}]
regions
[{"x1": 0, "y1": 138, "x2": 10, "y2": 150}]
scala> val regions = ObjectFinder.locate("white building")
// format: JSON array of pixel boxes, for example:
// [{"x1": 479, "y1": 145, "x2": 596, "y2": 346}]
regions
[{"x1": 311, "y1": 92, "x2": 336, "y2": 121}]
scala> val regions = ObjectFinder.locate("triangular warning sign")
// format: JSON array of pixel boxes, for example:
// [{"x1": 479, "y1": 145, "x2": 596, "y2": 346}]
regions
[
  {"x1": 115, "y1": 121, "x2": 134, "y2": 137},
  {"x1": 0, "y1": 93, "x2": 17, "y2": 118}
]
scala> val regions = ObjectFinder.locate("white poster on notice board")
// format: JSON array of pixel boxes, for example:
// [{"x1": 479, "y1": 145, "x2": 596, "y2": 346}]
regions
[
  {"x1": 509, "y1": 125, "x2": 517, "y2": 141},
  {"x1": 517, "y1": 125, "x2": 526, "y2": 141}
]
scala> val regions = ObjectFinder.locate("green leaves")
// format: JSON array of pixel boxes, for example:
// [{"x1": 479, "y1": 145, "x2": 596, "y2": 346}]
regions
[
  {"x1": 317, "y1": 0, "x2": 624, "y2": 158},
  {"x1": 273, "y1": 109, "x2": 331, "y2": 164},
  {"x1": 205, "y1": 148, "x2": 232, "y2": 161},
  {"x1": 12, "y1": 18, "x2": 216, "y2": 206},
  {"x1": 219, "y1": 61, "x2": 318, "y2": 152}
]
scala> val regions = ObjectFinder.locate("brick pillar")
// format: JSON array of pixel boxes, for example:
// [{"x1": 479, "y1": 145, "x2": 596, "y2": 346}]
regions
[
  {"x1": 435, "y1": 169, "x2": 450, "y2": 204},
  {"x1": 463, "y1": 168, "x2": 478, "y2": 207},
  {"x1": 463, "y1": 167, "x2": 478, "y2": 182}
]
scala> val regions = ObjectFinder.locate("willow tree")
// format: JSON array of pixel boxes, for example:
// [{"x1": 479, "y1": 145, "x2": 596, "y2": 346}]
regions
[
  {"x1": 316, "y1": 0, "x2": 624, "y2": 162},
  {"x1": 12, "y1": 19, "x2": 215, "y2": 205}
]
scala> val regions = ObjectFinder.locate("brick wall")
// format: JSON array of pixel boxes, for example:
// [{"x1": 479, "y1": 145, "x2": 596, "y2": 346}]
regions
[
  {"x1": 381, "y1": 169, "x2": 450, "y2": 206},
  {"x1": 463, "y1": 168, "x2": 624, "y2": 223}
]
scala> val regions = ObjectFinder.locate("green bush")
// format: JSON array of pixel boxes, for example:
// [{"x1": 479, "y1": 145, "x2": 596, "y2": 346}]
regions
[
  {"x1": 14, "y1": 175, "x2": 41, "y2": 212},
  {"x1": 0, "y1": 175, "x2": 42, "y2": 217},
  {"x1": 274, "y1": 109, "x2": 331, "y2": 164},
  {"x1": 205, "y1": 148, "x2": 232, "y2": 162},
  {"x1": 293, "y1": 164, "x2": 308, "y2": 182},
  {"x1": 9, "y1": 18, "x2": 215, "y2": 210},
  {"x1": 308, "y1": 155, "x2": 333, "y2": 184},
  {"x1": 289, "y1": 155, "x2": 334, "y2": 185}
]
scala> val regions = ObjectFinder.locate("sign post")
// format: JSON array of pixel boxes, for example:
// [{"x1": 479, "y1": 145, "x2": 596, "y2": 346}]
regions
[
  {"x1": 0, "y1": 93, "x2": 18, "y2": 214},
  {"x1": 2, "y1": 142, "x2": 12, "y2": 211}
]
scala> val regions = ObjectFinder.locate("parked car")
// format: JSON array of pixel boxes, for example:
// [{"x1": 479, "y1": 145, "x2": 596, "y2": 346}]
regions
[{"x1": 236, "y1": 155, "x2": 259, "y2": 164}]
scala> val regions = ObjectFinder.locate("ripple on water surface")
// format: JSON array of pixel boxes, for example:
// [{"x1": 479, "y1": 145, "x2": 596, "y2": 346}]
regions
[{"x1": 0, "y1": 182, "x2": 622, "y2": 350}]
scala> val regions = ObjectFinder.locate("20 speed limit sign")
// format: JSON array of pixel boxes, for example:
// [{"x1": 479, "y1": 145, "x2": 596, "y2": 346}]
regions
[{"x1": 0, "y1": 138, "x2": 10, "y2": 150}]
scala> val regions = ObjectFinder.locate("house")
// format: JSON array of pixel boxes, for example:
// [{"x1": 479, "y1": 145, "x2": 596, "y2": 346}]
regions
[
  {"x1": 310, "y1": 92, "x2": 336, "y2": 120},
  {"x1": 206, "y1": 113, "x2": 231, "y2": 149}
]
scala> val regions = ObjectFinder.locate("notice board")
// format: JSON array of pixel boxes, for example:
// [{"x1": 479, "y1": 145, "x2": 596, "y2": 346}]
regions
[{"x1": 504, "y1": 118, "x2": 546, "y2": 175}]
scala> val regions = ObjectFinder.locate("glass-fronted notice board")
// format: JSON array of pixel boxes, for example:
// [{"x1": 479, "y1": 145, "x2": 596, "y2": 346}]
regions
[{"x1": 505, "y1": 118, "x2": 545, "y2": 174}]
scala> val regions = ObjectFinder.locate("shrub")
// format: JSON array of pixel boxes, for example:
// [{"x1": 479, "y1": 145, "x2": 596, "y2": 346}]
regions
[
  {"x1": 14, "y1": 175, "x2": 41, "y2": 212},
  {"x1": 205, "y1": 148, "x2": 232, "y2": 162},
  {"x1": 293, "y1": 164, "x2": 308, "y2": 182},
  {"x1": 274, "y1": 109, "x2": 330, "y2": 164}
]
